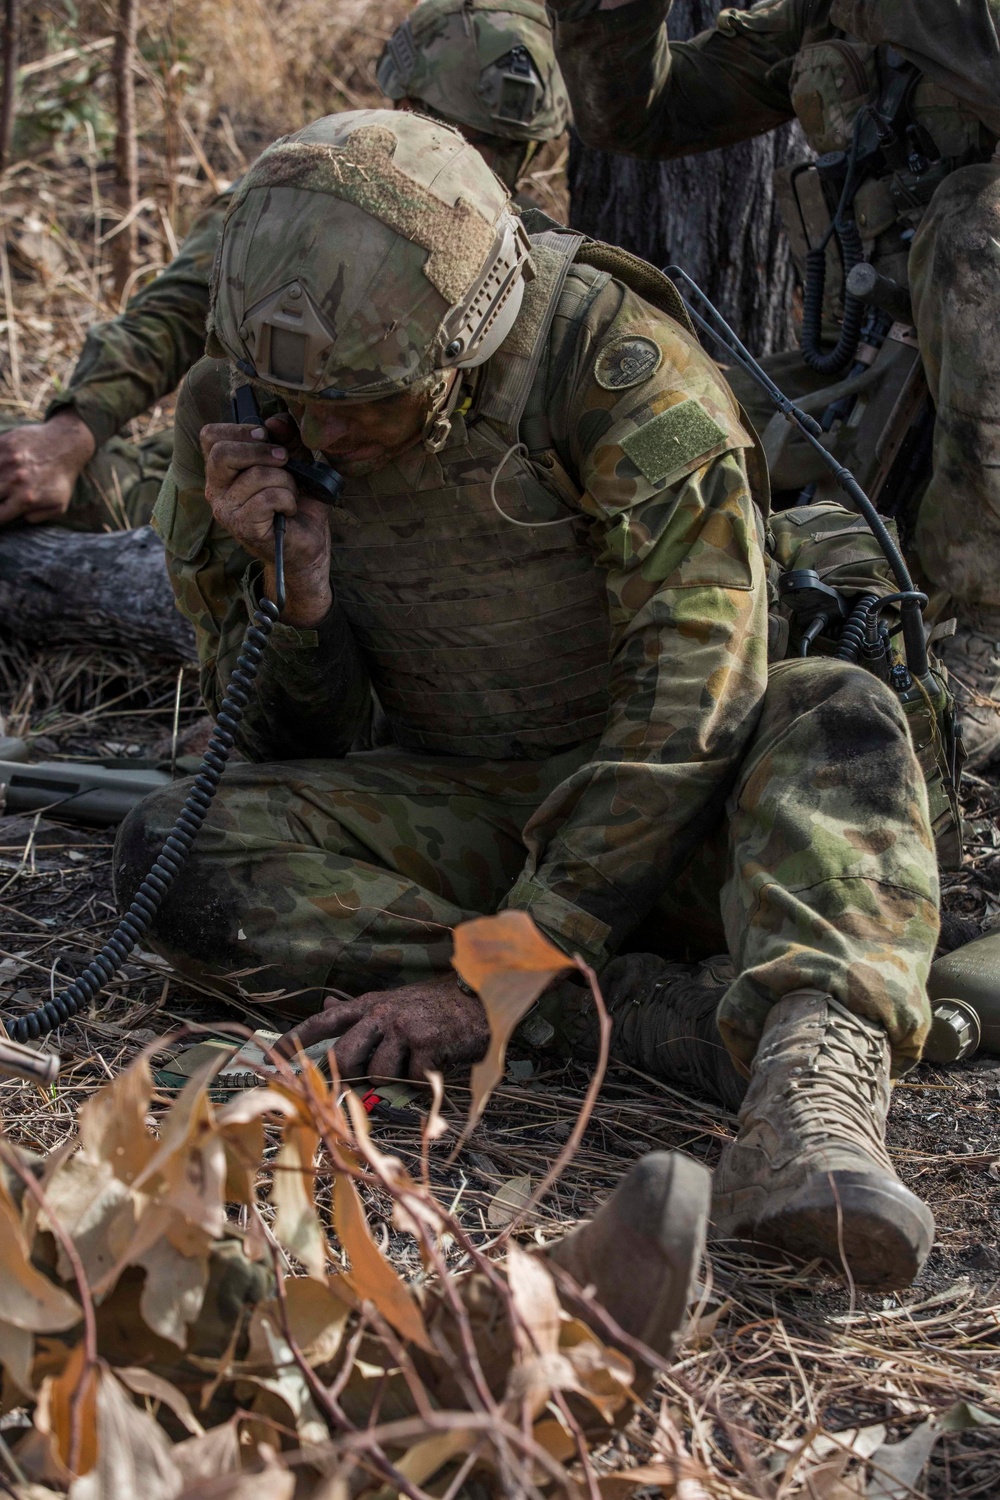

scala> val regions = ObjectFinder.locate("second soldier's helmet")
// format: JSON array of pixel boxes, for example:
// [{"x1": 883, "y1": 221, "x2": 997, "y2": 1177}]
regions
[
  {"x1": 376, "y1": 0, "x2": 569, "y2": 144},
  {"x1": 208, "y1": 110, "x2": 534, "y2": 412}
]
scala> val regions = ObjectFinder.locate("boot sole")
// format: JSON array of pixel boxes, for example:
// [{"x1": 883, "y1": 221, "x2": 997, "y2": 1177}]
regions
[{"x1": 712, "y1": 1170, "x2": 934, "y2": 1290}]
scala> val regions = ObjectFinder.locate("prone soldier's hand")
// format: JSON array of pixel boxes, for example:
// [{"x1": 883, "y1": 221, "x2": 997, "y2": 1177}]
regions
[
  {"x1": 276, "y1": 976, "x2": 491, "y2": 1084},
  {"x1": 201, "y1": 413, "x2": 332, "y2": 627},
  {"x1": 0, "y1": 412, "x2": 97, "y2": 526}
]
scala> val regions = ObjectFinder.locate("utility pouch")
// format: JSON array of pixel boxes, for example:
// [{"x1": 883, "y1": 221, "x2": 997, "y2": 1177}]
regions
[
  {"x1": 773, "y1": 162, "x2": 845, "y2": 328},
  {"x1": 789, "y1": 40, "x2": 878, "y2": 154}
]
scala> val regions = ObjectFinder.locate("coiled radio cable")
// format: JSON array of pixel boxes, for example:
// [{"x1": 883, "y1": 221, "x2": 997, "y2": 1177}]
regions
[{"x1": 6, "y1": 518, "x2": 287, "y2": 1044}]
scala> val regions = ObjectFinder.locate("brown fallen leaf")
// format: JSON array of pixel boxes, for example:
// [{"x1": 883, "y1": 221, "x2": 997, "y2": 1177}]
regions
[
  {"x1": 35, "y1": 1342, "x2": 98, "y2": 1480},
  {"x1": 533, "y1": 1417, "x2": 577, "y2": 1463},
  {"x1": 504, "y1": 1243, "x2": 570, "y2": 1421},
  {"x1": 245, "y1": 1276, "x2": 350, "y2": 1370},
  {"x1": 131, "y1": 1060, "x2": 229, "y2": 1241},
  {"x1": 369, "y1": 1428, "x2": 475, "y2": 1499},
  {"x1": 486, "y1": 1174, "x2": 533, "y2": 1229},
  {"x1": 270, "y1": 1113, "x2": 325, "y2": 1280},
  {"x1": 169, "y1": 1419, "x2": 241, "y2": 1487},
  {"x1": 507, "y1": 1243, "x2": 561, "y2": 1357},
  {"x1": 116, "y1": 1367, "x2": 204, "y2": 1436},
  {"x1": 598, "y1": 1463, "x2": 698, "y2": 1497},
  {"x1": 216, "y1": 1089, "x2": 296, "y2": 1207},
  {"x1": 422, "y1": 1069, "x2": 449, "y2": 1144},
  {"x1": 0, "y1": 1176, "x2": 80, "y2": 1337},
  {"x1": 0, "y1": 1316, "x2": 34, "y2": 1395},
  {"x1": 77, "y1": 1058, "x2": 156, "y2": 1188},
  {"x1": 66, "y1": 1364, "x2": 181, "y2": 1500},
  {"x1": 559, "y1": 1319, "x2": 634, "y2": 1424},
  {"x1": 176, "y1": 1459, "x2": 294, "y2": 1500},
  {"x1": 40, "y1": 1154, "x2": 133, "y2": 1287},
  {"x1": 333, "y1": 1172, "x2": 434, "y2": 1353},
  {"x1": 452, "y1": 912, "x2": 574, "y2": 1129}
]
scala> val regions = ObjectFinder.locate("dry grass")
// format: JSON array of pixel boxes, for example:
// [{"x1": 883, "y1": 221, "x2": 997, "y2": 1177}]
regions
[{"x1": 0, "y1": 3, "x2": 998, "y2": 1496}]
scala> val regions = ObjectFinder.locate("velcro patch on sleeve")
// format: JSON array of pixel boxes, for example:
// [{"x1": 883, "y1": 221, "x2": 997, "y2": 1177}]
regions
[{"x1": 620, "y1": 398, "x2": 729, "y2": 487}]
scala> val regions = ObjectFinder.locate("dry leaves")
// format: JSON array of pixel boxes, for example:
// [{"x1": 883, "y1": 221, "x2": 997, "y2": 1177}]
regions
[
  {"x1": 452, "y1": 910, "x2": 576, "y2": 1128},
  {"x1": 0, "y1": 913, "x2": 700, "y2": 1500}
]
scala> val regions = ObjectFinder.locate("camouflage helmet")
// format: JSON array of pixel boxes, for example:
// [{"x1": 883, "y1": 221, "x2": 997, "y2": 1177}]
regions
[
  {"x1": 208, "y1": 110, "x2": 534, "y2": 409},
  {"x1": 376, "y1": 0, "x2": 569, "y2": 144}
]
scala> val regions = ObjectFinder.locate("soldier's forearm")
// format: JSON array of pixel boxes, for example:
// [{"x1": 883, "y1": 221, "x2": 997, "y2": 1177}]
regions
[
  {"x1": 553, "y1": 0, "x2": 799, "y2": 159},
  {"x1": 48, "y1": 299, "x2": 212, "y2": 448},
  {"x1": 505, "y1": 457, "x2": 770, "y2": 969}
]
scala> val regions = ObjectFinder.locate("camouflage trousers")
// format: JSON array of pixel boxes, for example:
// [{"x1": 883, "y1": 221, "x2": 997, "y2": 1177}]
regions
[
  {"x1": 0, "y1": 417, "x2": 171, "y2": 530},
  {"x1": 730, "y1": 159, "x2": 1000, "y2": 611},
  {"x1": 114, "y1": 657, "x2": 939, "y2": 1071}
]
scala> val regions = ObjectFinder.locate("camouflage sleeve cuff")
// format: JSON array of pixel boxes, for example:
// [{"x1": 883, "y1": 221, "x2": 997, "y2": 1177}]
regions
[
  {"x1": 44, "y1": 393, "x2": 120, "y2": 451},
  {"x1": 241, "y1": 563, "x2": 333, "y2": 650},
  {"x1": 236, "y1": 563, "x2": 373, "y2": 760},
  {"x1": 501, "y1": 875, "x2": 612, "y2": 971}
]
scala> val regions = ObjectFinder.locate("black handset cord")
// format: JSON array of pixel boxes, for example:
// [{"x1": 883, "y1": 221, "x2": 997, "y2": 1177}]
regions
[
  {"x1": 6, "y1": 519, "x2": 288, "y2": 1043},
  {"x1": 665, "y1": 264, "x2": 930, "y2": 681}
]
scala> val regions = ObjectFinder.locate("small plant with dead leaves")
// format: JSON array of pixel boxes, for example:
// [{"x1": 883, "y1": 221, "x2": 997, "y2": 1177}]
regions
[{"x1": 0, "y1": 912, "x2": 711, "y2": 1500}]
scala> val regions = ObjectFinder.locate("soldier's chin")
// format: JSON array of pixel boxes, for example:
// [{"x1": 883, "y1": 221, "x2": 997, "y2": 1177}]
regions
[{"x1": 332, "y1": 453, "x2": 388, "y2": 478}]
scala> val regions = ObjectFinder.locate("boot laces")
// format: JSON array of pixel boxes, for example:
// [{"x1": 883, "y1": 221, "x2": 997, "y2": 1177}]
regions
[{"x1": 781, "y1": 1004, "x2": 892, "y2": 1170}]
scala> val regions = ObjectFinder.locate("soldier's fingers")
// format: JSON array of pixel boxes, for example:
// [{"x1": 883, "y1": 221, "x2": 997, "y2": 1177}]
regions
[
  {"x1": 274, "y1": 998, "x2": 369, "y2": 1057},
  {"x1": 368, "y1": 1034, "x2": 408, "y2": 1083},
  {"x1": 265, "y1": 412, "x2": 299, "y2": 447},
  {"x1": 199, "y1": 421, "x2": 274, "y2": 455},
  {"x1": 0, "y1": 492, "x2": 31, "y2": 526},
  {"x1": 204, "y1": 436, "x2": 290, "y2": 485},
  {"x1": 217, "y1": 466, "x2": 298, "y2": 521},
  {"x1": 406, "y1": 1045, "x2": 440, "y2": 1083},
  {"x1": 25, "y1": 504, "x2": 66, "y2": 525},
  {"x1": 333, "y1": 1016, "x2": 385, "y2": 1080}
]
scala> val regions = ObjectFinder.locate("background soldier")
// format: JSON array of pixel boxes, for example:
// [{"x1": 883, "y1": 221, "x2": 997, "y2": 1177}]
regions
[
  {"x1": 0, "y1": 0, "x2": 569, "y2": 533},
  {"x1": 549, "y1": 0, "x2": 1000, "y2": 766},
  {"x1": 117, "y1": 109, "x2": 940, "y2": 1290}
]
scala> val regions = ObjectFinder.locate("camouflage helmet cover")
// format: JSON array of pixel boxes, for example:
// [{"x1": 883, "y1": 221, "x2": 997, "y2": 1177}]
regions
[
  {"x1": 377, "y1": 0, "x2": 570, "y2": 143},
  {"x1": 208, "y1": 110, "x2": 534, "y2": 402}
]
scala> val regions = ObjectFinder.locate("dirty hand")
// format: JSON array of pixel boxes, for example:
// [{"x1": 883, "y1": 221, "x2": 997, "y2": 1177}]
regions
[
  {"x1": 0, "y1": 411, "x2": 97, "y2": 526},
  {"x1": 201, "y1": 411, "x2": 332, "y2": 627},
  {"x1": 277, "y1": 976, "x2": 491, "y2": 1083}
]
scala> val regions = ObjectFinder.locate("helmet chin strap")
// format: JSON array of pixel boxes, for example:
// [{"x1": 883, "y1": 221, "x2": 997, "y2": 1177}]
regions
[{"x1": 422, "y1": 369, "x2": 464, "y2": 453}]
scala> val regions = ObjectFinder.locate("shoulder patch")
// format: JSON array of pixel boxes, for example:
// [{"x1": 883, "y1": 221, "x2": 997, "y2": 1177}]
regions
[
  {"x1": 620, "y1": 398, "x2": 728, "y2": 486},
  {"x1": 594, "y1": 334, "x2": 663, "y2": 391}
]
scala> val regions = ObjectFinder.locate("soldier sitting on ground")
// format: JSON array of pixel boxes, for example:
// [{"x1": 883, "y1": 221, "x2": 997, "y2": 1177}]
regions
[
  {"x1": 547, "y1": 0, "x2": 1000, "y2": 767},
  {"x1": 116, "y1": 109, "x2": 940, "y2": 1293},
  {"x1": 0, "y1": 0, "x2": 568, "y2": 533}
]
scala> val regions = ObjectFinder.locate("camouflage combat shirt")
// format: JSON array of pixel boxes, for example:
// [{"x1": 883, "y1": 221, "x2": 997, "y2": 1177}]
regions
[{"x1": 154, "y1": 257, "x2": 770, "y2": 968}]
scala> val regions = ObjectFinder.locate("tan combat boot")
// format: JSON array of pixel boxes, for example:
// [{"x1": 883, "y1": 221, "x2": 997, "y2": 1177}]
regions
[
  {"x1": 712, "y1": 991, "x2": 934, "y2": 1289},
  {"x1": 549, "y1": 1151, "x2": 710, "y2": 1367},
  {"x1": 935, "y1": 605, "x2": 1000, "y2": 769}
]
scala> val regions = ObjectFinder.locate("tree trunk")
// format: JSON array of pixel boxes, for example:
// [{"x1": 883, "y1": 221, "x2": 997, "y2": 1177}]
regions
[
  {"x1": 0, "y1": 0, "x2": 18, "y2": 176},
  {"x1": 111, "y1": 0, "x2": 139, "y2": 303},
  {"x1": 0, "y1": 526, "x2": 195, "y2": 661},
  {"x1": 566, "y1": 0, "x2": 806, "y2": 356}
]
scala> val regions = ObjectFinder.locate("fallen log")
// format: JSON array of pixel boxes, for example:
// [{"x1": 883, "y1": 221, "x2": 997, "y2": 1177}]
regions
[{"x1": 0, "y1": 524, "x2": 195, "y2": 661}]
